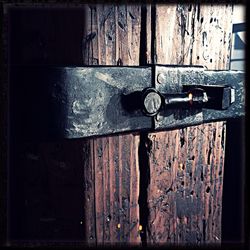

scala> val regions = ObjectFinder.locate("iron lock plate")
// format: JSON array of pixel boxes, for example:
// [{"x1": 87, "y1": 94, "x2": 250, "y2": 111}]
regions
[
  {"x1": 10, "y1": 65, "x2": 244, "y2": 140},
  {"x1": 154, "y1": 65, "x2": 244, "y2": 130}
]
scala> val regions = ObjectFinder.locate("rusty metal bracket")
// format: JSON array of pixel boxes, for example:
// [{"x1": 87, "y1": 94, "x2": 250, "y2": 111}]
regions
[{"x1": 10, "y1": 65, "x2": 244, "y2": 140}]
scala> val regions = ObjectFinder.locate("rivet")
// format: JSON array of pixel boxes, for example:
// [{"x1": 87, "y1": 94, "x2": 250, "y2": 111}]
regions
[{"x1": 157, "y1": 73, "x2": 166, "y2": 84}]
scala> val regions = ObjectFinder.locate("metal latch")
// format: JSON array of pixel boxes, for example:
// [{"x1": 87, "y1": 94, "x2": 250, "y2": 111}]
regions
[
  {"x1": 139, "y1": 85, "x2": 232, "y2": 117},
  {"x1": 10, "y1": 65, "x2": 244, "y2": 139},
  {"x1": 139, "y1": 83, "x2": 235, "y2": 115}
]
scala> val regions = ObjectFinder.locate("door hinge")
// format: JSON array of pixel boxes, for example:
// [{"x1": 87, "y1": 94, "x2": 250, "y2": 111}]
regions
[{"x1": 10, "y1": 65, "x2": 244, "y2": 140}]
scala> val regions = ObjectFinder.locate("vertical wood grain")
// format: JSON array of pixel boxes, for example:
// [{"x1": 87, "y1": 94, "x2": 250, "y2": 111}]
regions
[
  {"x1": 82, "y1": 4, "x2": 142, "y2": 245},
  {"x1": 146, "y1": 4, "x2": 233, "y2": 245},
  {"x1": 7, "y1": 3, "x2": 235, "y2": 246}
]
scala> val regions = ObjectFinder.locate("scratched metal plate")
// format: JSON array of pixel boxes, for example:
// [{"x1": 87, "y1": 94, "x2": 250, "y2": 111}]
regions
[
  {"x1": 154, "y1": 65, "x2": 245, "y2": 131},
  {"x1": 10, "y1": 66, "x2": 244, "y2": 140},
  {"x1": 154, "y1": 65, "x2": 205, "y2": 130},
  {"x1": 10, "y1": 66, "x2": 152, "y2": 140}
]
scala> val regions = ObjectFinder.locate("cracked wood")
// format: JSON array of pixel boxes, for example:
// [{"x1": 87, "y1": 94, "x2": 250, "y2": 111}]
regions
[
  {"x1": 83, "y1": 4, "x2": 141, "y2": 245},
  {"x1": 145, "y1": 4, "x2": 233, "y2": 245}
]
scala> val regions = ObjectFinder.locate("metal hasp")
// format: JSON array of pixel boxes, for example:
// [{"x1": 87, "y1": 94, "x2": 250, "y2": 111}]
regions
[
  {"x1": 154, "y1": 65, "x2": 244, "y2": 130},
  {"x1": 10, "y1": 65, "x2": 244, "y2": 140}
]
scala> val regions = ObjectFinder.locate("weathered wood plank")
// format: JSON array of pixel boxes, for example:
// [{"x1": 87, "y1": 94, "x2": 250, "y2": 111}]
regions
[
  {"x1": 83, "y1": 4, "x2": 142, "y2": 245},
  {"x1": 146, "y1": 4, "x2": 233, "y2": 245}
]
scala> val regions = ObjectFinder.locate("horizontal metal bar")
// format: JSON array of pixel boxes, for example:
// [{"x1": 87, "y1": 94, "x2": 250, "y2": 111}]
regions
[
  {"x1": 10, "y1": 66, "x2": 152, "y2": 140},
  {"x1": 10, "y1": 65, "x2": 245, "y2": 140}
]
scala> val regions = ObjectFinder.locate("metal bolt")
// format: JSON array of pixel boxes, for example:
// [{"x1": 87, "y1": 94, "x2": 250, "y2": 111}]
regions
[
  {"x1": 144, "y1": 92, "x2": 161, "y2": 114},
  {"x1": 142, "y1": 88, "x2": 162, "y2": 116},
  {"x1": 157, "y1": 73, "x2": 166, "y2": 84}
]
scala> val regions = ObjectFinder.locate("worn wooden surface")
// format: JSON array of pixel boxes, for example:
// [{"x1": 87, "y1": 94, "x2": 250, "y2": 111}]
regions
[
  {"x1": 145, "y1": 4, "x2": 233, "y2": 245},
  {"x1": 7, "y1": 3, "x2": 235, "y2": 246},
  {"x1": 82, "y1": 5, "x2": 142, "y2": 245}
]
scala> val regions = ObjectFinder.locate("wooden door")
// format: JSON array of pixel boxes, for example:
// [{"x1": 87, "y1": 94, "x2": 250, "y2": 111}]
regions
[
  {"x1": 82, "y1": 5, "x2": 142, "y2": 244},
  {"x1": 7, "y1": 3, "x2": 236, "y2": 247},
  {"x1": 82, "y1": 3, "x2": 233, "y2": 246}
]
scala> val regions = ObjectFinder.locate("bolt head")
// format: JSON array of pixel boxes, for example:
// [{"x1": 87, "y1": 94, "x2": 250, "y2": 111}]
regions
[
  {"x1": 157, "y1": 73, "x2": 166, "y2": 84},
  {"x1": 142, "y1": 88, "x2": 162, "y2": 116}
]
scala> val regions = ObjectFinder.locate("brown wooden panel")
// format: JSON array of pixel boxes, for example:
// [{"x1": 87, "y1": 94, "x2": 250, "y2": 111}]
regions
[
  {"x1": 82, "y1": 5, "x2": 142, "y2": 245},
  {"x1": 146, "y1": 4, "x2": 233, "y2": 245}
]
